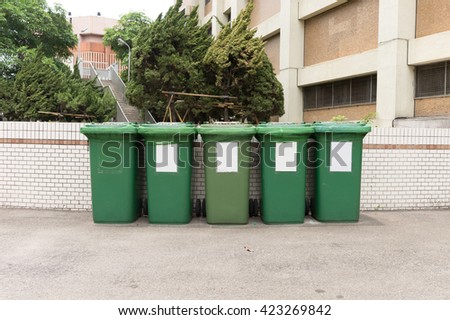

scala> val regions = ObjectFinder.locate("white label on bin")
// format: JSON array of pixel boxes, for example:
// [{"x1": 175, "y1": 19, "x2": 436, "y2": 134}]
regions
[
  {"x1": 216, "y1": 142, "x2": 238, "y2": 173},
  {"x1": 275, "y1": 142, "x2": 297, "y2": 172},
  {"x1": 330, "y1": 141, "x2": 352, "y2": 172},
  {"x1": 156, "y1": 143, "x2": 178, "y2": 173}
]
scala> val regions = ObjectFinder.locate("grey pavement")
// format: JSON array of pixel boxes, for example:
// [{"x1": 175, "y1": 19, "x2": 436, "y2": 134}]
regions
[{"x1": 0, "y1": 208, "x2": 449, "y2": 300}]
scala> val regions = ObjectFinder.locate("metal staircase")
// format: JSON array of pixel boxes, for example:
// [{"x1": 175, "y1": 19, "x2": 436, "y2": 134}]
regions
[{"x1": 87, "y1": 63, "x2": 156, "y2": 123}]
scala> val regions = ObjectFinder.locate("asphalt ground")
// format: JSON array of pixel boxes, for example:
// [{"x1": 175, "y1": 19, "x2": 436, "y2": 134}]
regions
[{"x1": 0, "y1": 208, "x2": 449, "y2": 299}]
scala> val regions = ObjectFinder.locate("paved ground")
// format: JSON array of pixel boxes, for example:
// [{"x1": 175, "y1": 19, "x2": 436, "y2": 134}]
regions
[{"x1": 0, "y1": 208, "x2": 449, "y2": 300}]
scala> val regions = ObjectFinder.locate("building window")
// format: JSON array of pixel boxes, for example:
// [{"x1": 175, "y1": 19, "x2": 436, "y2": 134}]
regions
[
  {"x1": 304, "y1": 74, "x2": 377, "y2": 109},
  {"x1": 415, "y1": 62, "x2": 450, "y2": 98}
]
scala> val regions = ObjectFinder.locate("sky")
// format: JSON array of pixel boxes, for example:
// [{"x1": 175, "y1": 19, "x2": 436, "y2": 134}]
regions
[{"x1": 47, "y1": 0, "x2": 175, "y2": 20}]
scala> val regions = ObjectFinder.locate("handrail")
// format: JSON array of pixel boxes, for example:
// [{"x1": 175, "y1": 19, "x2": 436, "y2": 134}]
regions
[
  {"x1": 89, "y1": 63, "x2": 129, "y2": 122},
  {"x1": 88, "y1": 62, "x2": 104, "y2": 88},
  {"x1": 146, "y1": 110, "x2": 157, "y2": 124},
  {"x1": 85, "y1": 63, "x2": 158, "y2": 123},
  {"x1": 109, "y1": 66, "x2": 127, "y2": 101},
  {"x1": 104, "y1": 86, "x2": 130, "y2": 123}
]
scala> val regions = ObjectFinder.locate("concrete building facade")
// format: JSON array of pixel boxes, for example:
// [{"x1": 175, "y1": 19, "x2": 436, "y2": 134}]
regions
[{"x1": 181, "y1": 0, "x2": 450, "y2": 126}]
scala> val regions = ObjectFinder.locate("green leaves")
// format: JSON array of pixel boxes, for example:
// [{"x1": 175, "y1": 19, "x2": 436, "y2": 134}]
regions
[
  {"x1": 0, "y1": 1, "x2": 113, "y2": 122},
  {"x1": 103, "y1": 12, "x2": 151, "y2": 62},
  {"x1": 0, "y1": 0, "x2": 77, "y2": 78},
  {"x1": 203, "y1": 0, "x2": 284, "y2": 122},
  {"x1": 127, "y1": 0, "x2": 213, "y2": 122},
  {"x1": 3, "y1": 50, "x2": 115, "y2": 122}
]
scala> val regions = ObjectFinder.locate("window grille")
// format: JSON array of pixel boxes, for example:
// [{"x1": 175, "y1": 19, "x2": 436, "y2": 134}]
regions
[
  {"x1": 416, "y1": 62, "x2": 446, "y2": 98},
  {"x1": 304, "y1": 75, "x2": 377, "y2": 109}
]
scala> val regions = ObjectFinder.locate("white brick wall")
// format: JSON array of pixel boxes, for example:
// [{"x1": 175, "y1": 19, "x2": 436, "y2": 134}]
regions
[
  {"x1": 360, "y1": 128, "x2": 450, "y2": 210},
  {"x1": 1, "y1": 122, "x2": 449, "y2": 212},
  {"x1": 0, "y1": 143, "x2": 91, "y2": 210}
]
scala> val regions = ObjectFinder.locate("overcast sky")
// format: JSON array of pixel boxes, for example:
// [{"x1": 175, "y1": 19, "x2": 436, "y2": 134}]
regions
[{"x1": 47, "y1": 0, "x2": 175, "y2": 20}]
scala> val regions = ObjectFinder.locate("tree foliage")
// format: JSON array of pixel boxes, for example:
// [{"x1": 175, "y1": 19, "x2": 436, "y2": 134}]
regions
[
  {"x1": 203, "y1": 0, "x2": 284, "y2": 122},
  {"x1": 126, "y1": 0, "x2": 213, "y2": 121},
  {"x1": 103, "y1": 12, "x2": 151, "y2": 62},
  {"x1": 3, "y1": 50, "x2": 116, "y2": 122},
  {"x1": 0, "y1": 1, "x2": 115, "y2": 122},
  {"x1": 0, "y1": 0, "x2": 77, "y2": 78}
]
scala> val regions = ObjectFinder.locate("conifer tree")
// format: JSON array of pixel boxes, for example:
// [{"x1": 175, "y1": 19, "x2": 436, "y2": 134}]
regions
[
  {"x1": 203, "y1": 0, "x2": 284, "y2": 122},
  {"x1": 5, "y1": 50, "x2": 115, "y2": 122},
  {"x1": 126, "y1": 0, "x2": 213, "y2": 121}
]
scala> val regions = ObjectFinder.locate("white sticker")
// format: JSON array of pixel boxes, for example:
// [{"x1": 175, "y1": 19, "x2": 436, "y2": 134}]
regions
[
  {"x1": 330, "y1": 141, "x2": 352, "y2": 172},
  {"x1": 216, "y1": 142, "x2": 238, "y2": 173},
  {"x1": 275, "y1": 142, "x2": 297, "y2": 172},
  {"x1": 156, "y1": 143, "x2": 178, "y2": 173}
]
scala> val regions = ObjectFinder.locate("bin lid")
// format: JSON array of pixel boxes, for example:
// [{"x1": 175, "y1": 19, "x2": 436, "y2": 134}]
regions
[
  {"x1": 313, "y1": 122, "x2": 371, "y2": 134},
  {"x1": 138, "y1": 122, "x2": 196, "y2": 136},
  {"x1": 196, "y1": 124, "x2": 256, "y2": 137},
  {"x1": 80, "y1": 122, "x2": 138, "y2": 137},
  {"x1": 256, "y1": 123, "x2": 314, "y2": 138}
]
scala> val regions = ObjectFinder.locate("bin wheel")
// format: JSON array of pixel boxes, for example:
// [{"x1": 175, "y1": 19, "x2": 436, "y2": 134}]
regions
[
  {"x1": 142, "y1": 198, "x2": 148, "y2": 217},
  {"x1": 201, "y1": 198, "x2": 206, "y2": 218},
  {"x1": 249, "y1": 199, "x2": 255, "y2": 217},
  {"x1": 194, "y1": 199, "x2": 201, "y2": 217},
  {"x1": 305, "y1": 197, "x2": 310, "y2": 216},
  {"x1": 252, "y1": 199, "x2": 258, "y2": 217},
  {"x1": 254, "y1": 199, "x2": 260, "y2": 217},
  {"x1": 310, "y1": 197, "x2": 315, "y2": 215}
]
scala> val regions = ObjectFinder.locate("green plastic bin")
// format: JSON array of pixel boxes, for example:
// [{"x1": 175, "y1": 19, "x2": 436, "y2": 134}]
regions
[
  {"x1": 197, "y1": 124, "x2": 256, "y2": 224},
  {"x1": 138, "y1": 123, "x2": 195, "y2": 224},
  {"x1": 256, "y1": 123, "x2": 314, "y2": 224},
  {"x1": 312, "y1": 122, "x2": 371, "y2": 222},
  {"x1": 81, "y1": 123, "x2": 139, "y2": 223}
]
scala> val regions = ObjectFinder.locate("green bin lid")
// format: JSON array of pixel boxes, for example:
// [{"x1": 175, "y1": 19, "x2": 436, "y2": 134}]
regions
[
  {"x1": 256, "y1": 123, "x2": 314, "y2": 138},
  {"x1": 138, "y1": 122, "x2": 195, "y2": 136},
  {"x1": 313, "y1": 122, "x2": 371, "y2": 134},
  {"x1": 80, "y1": 122, "x2": 138, "y2": 137},
  {"x1": 197, "y1": 123, "x2": 256, "y2": 137}
]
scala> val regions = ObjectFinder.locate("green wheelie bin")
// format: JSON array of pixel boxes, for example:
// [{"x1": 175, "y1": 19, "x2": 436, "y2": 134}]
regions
[
  {"x1": 256, "y1": 123, "x2": 314, "y2": 224},
  {"x1": 80, "y1": 123, "x2": 139, "y2": 223},
  {"x1": 138, "y1": 123, "x2": 195, "y2": 224},
  {"x1": 312, "y1": 122, "x2": 371, "y2": 222},
  {"x1": 197, "y1": 124, "x2": 256, "y2": 224}
]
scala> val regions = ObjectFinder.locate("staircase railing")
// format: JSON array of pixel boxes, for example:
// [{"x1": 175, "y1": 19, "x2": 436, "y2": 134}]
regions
[
  {"x1": 109, "y1": 65, "x2": 156, "y2": 123},
  {"x1": 145, "y1": 110, "x2": 157, "y2": 123},
  {"x1": 109, "y1": 66, "x2": 127, "y2": 101},
  {"x1": 88, "y1": 63, "x2": 104, "y2": 88},
  {"x1": 89, "y1": 62, "x2": 129, "y2": 122}
]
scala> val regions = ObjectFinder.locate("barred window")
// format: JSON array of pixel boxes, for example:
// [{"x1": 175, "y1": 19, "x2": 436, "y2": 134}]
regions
[
  {"x1": 304, "y1": 75, "x2": 377, "y2": 109},
  {"x1": 317, "y1": 83, "x2": 332, "y2": 108},
  {"x1": 416, "y1": 62, "x2": 446, "y2": 97}
]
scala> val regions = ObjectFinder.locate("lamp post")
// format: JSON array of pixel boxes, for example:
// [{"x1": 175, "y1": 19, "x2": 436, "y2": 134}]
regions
[{"x1": 118, "y1": 38, "x2": 131, "y2": 82}]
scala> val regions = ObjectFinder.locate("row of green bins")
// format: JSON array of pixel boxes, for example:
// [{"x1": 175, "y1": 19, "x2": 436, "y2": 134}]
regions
[
  {"x1": 81, "y1": 122, "x2": 255, "y2": 225},
  {"x1": 81, "y1": 122, "x2": 195, "y2": 224},
  {"x1": 311, "y1": 122, "x2": 371, "y2": 222},
  {"x1": 81, "y1": 122, "x2": 370, "y2": 225},
  {"x1": 256, "y1": 123, "x2": 314, "y2": 224},
  {"x1": 80, "y1": 123, "x2": 139, "y2": 223},
  {"x1": 197, "y1": 124, "x2": 256, "y2": 224}
]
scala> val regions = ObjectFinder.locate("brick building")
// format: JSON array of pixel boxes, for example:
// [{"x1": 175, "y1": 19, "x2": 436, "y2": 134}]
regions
[
  {"x1": 70, "y1": 15, "x2": 120, "y2": 73},
  {"x1": 181, "y1": 0, "x2": 450, "y2": 127}
]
